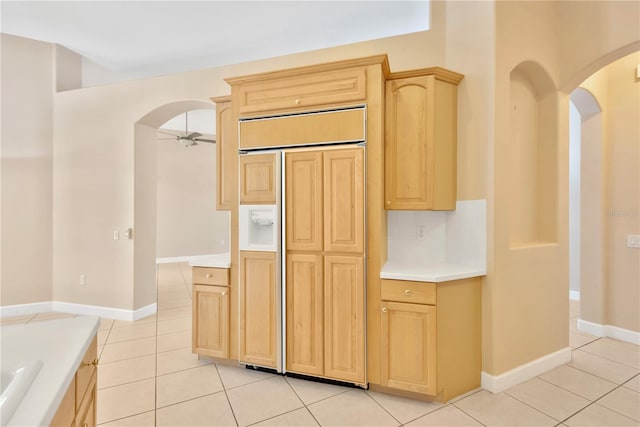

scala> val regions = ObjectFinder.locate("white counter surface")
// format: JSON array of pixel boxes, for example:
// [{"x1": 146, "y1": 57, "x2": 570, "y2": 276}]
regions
[
  {"x1": 1, "y1": 316, "x2": 99, "y2": 426},
  {"x1": 188, "y1": 252, "x2": 231, "y2": 268},
  {"x1": 381, "y1": 260, "x2": 486, "y2": 283}
]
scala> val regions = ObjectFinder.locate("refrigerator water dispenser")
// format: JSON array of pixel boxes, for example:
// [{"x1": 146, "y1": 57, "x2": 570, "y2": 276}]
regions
[{"x1": 239, "y1": 205, "x2": 278, "y2": 252}]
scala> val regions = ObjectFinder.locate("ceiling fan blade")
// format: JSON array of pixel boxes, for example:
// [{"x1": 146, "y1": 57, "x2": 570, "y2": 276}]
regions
[
  {"x1": 194, "y1": 138, "x2": 216, "y2": 144},
  {"x1": 186, "y1": 132, "x2": 202, "y2": 139},
  {"x1": 157, "y1": 137, "x2": 179, "y2": 140},
  {"x1": 156, "y1": 130, "x2": 180, "y2": 137}
]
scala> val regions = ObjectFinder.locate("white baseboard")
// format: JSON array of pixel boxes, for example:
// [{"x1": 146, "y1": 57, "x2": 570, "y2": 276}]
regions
[
  {"x1": 569, "y1": 290, "x2": 580, "y2": 301},
  {"x1": 577, "y1": 319, "x2": 640, "y2": 345},
  {"x1": 481, "y1": 347, "x2": 571, "y2": 393},
  {"x1": 1, "y1": 301, "x2": 157, "y2": 321},
  {"x1": 156, "y1": 254, "x2": 217, "y2": 264}
]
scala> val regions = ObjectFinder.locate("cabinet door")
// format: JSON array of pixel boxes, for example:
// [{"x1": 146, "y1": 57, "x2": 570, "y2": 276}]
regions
[
  {"x1": 50, "y1": 377, "x2": 75, "y2": 427},
  {"x1": 192, "y1": 284, "x2": 229, "y2": 358},
  {"x1": 323, "y1": 148, "x2": 364, "y2": 254},
  {"x1": 240, "y1": 153, "x2": 277, "y2": 204},
  {"x1": 385, "y1": 76, "x2": 434, "y2": 210},
  {"x1": 286, "y1": 253, "x2": 324, "y2": 376},
  {"x1": 381, "y1": 301, "x2": 437, "y2": 395},
  {"x1": 285, "y1": 151, "x2": 323, "y2": 251},
  {"x1": 324, "y1": 255, "x2": 365, "y2": 383},
  {"x1": 214, "y1": 97, "x2": 233, "y2": 210},
  {"x1": 239, "y1": 251, "x2": 277, "y2": 367}
]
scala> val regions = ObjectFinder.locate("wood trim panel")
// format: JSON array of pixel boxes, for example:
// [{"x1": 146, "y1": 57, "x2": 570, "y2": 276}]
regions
[
  {"x1": 285, "y1": 151, "x2": 324, "y2": 252},
  {"x1": 214, "y1": 98, "x2": 233, "y2": 210},
  {"x1": 324, "y1": 255, "x2": 365, "y2": 383},
  {"x1": 286, "y1": 253, "x2": 324, "y2": 376},
  {"x1": 239, "y1": 153, "x2": 277, "y2": 204},
  {"x1": 323, "y1": 148, "x2": 365, "y2": 254},
  {"x1": 239, "y1": 108, "x2": 365, "y2": 149},
  {"x1": 239, "y1": 251, "x2": 277, "y2": 368},
  {"x1": 387, "y1": 67, "x2": 464, "y2": 85}
]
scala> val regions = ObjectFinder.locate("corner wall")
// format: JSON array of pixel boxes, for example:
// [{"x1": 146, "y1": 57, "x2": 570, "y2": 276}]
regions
[{"x1": 0, "y1": 34, "x2": 54, "y2": 305}]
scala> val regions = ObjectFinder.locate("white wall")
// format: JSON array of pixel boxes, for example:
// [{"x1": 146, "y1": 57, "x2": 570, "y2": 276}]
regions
[
  {"x1": 0, "y1": 34, "x2": 54, "y2": 305},
  {"x1": 156, "y1": 132, "x2": 229, "y2": 259}
]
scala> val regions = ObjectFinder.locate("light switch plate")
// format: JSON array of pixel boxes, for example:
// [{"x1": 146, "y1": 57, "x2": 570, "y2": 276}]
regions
[{"x1": 627, "y1": 234, "x2": 640, "y2": 248}]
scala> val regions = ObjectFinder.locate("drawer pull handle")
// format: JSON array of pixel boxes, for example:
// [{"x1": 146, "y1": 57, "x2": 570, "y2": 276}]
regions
[
  {"x1": 85, "y1": 358, "x2": 99, "y2": 367},
  {"x1": 206, "y1": 273, "x2": 212, "y2": 278},
  {"x1": 404, "y1": 289, "x2": 413, "y2": 296},
  {"x1": 382, "y1": 307, "x2": 388, "y2": 313}
]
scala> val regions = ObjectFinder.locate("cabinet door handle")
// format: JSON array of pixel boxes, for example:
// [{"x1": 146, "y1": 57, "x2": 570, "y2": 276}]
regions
[
  {"x1": 294, "y1": 99, "x2": 301, "y2": 105},
  {"x1": 404, "y1": 289, "x2": 413, "y2": 296},
  {"x1": 381, "y1": 307, "x2": 388, "y2": 313},
  {"x1": 222, "y1": 291, "x2": 227, "y2": 296},
  {"x1": 386, "y1": 200, "x2": 391, "y2": 206},
  {"x1": 206, "y1": 274, "x2": 212, "y2": 278},
  {"x1": 85, "y1": 358, "x2": 99, "y2": 367}
]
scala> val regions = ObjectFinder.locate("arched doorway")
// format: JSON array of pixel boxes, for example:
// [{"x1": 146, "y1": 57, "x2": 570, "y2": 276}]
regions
[{"x1": 133, "y1": 100, "x2": 223, "y2": 310}]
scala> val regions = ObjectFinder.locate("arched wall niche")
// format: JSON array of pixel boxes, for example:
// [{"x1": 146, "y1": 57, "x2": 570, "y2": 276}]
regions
[{"x1": 508, "y1": 61, "x2": 558, "y2": 246}]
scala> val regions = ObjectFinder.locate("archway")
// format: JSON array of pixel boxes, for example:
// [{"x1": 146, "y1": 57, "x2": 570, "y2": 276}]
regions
[
  {"x1": 568, "y1": 87, "x2": 604, "y2": 347},
  {"x1": 133, "y1": 100, "x2": 218, "y2": 311}
]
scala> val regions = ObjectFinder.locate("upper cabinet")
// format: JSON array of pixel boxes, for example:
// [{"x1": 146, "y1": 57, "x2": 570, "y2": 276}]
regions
[
  {"x1": 212, "y1": 96, "x2": 233, "y2": 210},
  {"x1": 230, "y1": 66, "x2": 367, "y2": 116},
  {"x1": 384, "y1": 68, "x2": 463, "y2": 210}
]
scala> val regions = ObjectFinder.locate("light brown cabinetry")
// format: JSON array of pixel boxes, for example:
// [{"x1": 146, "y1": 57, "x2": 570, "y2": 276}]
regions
[
  {"x1": 285, "y1": 147, "x2": 365, "y2": 384},
  {"x1": 192, "y1": 267, "x2": 230, "y2": 359},
  {"x1": 239, "y1": 251, "x2": 278, "y2": 368},
  {"x1": 384, "y1": 69, "x2": 463, "y2": 210},
  {"x1": 232, "y1": 67, "x2": 367, "y2": 116},
  {"x1": 212, "y1": 96, "x2": 233, "y2": 210},
  {"x1": 378, "y1": 277, "x2": 481, "y2": 402},
  {"x1": 239, "y1": 153, "x2": 277, "y2": 204},
  {"x1": 50, "y1": 336, "x2": 97, "y2": 427}
]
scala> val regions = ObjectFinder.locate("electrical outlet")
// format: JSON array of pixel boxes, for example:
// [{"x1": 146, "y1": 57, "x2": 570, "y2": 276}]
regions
[
  {"x1": 416, "y1": 225, "x2": 426, "y2": 239},
  {"x1": 80, "y1": 274, "x2": 86, "y2": 286},
  {"x1": 628, "y1": 234, "x2": 640, "y2": 248},
  {"x1": 113, "y1": 230, "x2": 119, "y2": 240}
]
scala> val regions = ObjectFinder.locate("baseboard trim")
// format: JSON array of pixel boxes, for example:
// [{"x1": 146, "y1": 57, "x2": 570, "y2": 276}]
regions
[
  {"x1": 569, "y1": 290, "x2": 580, "y2": 301},
  {"x1": 0, "y1": 301, "x2": 157, "y2": 321},
  {"x1": 481, "y1": 347, "x2": 571, "y2": 393},
  {"x1": 577, "y1": 319, "x2": 640, "y2": 345},
  {"x1": 156, "y1": 254, "x2": 217, "y2": 264}
]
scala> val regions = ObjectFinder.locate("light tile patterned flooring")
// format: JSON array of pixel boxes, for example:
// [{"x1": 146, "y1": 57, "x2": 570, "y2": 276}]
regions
[{"x1": 2, "y1": 264, "x2": 639, "y2": 426}]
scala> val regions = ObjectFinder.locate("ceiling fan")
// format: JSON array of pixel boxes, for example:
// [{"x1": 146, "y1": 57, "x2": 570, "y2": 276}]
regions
[{"x1": 157, "y1": 111, "x2": 216, "y2": 147}]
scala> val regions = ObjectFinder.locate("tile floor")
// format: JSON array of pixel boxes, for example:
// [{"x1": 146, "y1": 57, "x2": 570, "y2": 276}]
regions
[{"x1": 2, "y1": 264, "x2": 639, "y2": 426}]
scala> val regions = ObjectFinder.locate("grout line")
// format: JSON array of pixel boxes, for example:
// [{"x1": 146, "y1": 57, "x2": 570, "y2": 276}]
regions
[
  {"x1": 215, "y1": 363, "x2": 240, "y2": 427},
  {"x1": 245, "y1": 406, "x2": 308, "y2": 427},
  {"x1": 96, "y1": 409, "x2": 156, "y2": 426},
  {"x1": 155, "y1": 389, "x2": 228, "y2": 412},
  {"x1": 284, "y1": 375, "x2": 351, "y2": 406},
  {"x1": 504, "y1": 386, "x2": 586, "y2": 424},
  {"x1": 362, "y1": 389, "x2": 403, "y2": 425},
  {"x1": 281, "y1": 376, "x2": 324, "y2": 426},
  {"x1": 449, "y1": 401, "x2": 488, "y2": 427}
]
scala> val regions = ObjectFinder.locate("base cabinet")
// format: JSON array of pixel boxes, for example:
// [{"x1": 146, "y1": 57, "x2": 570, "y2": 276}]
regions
[
  {"x1": 379, "y1": 277, "x2": 481, "y2": 402},
  {"x1": 50, "y1": 336, "x2": 97, "y2": 427},
  {"x1": 192, "y1": 267, "x2": 230, "y2": 359},
  {"x1": 381, "y1": 302, "x2": 436, "y2": 395}
]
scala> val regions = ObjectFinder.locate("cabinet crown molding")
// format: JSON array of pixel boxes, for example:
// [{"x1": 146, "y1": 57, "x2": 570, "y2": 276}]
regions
[
  {"x1": 388, "y1": 67, "x2": 464, "y2": 85},
  {"x1": 224, "y1": 54, "x2": 391, "y2": 85},
  {"x1": 211, "y1": 95, "x2": 231, "y2": 103}
]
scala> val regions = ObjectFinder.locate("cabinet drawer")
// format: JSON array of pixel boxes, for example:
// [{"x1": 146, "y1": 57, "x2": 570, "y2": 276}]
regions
[
  {"x1": 75, "y1": 335, "x2": 97, "y2": 411},
  {"x1": 237, "y1": 67, "x2": 366, "y2": 115},
  {"x1": 381, "y1": 279, "x2": 436, "y2": 305},
  {"x1": 193, "y1": 267, "x2": 229, "y2": 286}
]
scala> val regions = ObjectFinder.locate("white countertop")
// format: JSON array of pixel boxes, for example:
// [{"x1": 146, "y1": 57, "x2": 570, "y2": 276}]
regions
[
  {"x1": 381, "y1": 260, "x2": 486, "y2": 283},
  {"x1": 188, "y1": 252, "x2": 231, "y2": 268},
  {"x1": 1, "y1": 316, "x2": 100, "y2": 426}
]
